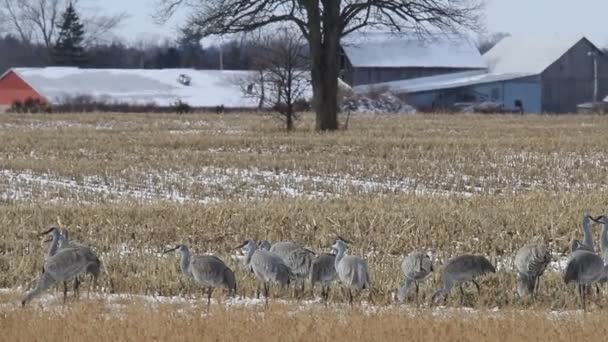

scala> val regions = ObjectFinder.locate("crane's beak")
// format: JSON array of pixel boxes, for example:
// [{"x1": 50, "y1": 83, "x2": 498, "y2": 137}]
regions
[
  {"x1": 38, "y1": 227, "x2": 56, "y2": 237},
  {"x1": 335, "y1": 235, "x2": 351, "y2": 244},
  {"x1": 162, "y1": 246, "x2": 179, "y2": 254},
  {"x1": 43, "y1": 236, "x2": 52, "y2": 243},
  {"x1": 303, "y1": 247, "x2": 316, "y2": 255},
  {"x1": 594, "y1": 215, "x2": 607, "y2": 224},
  {"x1": 233, "y1": 241, "x2": 248, "y2": 250}
]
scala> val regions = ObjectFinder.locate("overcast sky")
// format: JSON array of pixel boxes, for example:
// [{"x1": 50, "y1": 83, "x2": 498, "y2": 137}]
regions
[{"x1": 104, "y1": 0, "x2": 608, "y2": 46}]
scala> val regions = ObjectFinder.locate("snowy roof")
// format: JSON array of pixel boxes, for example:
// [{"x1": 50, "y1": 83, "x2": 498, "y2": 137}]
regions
[
  {"x1": 7, "y1": 67, "x2": 274, "y2": 108},
  {"x1": 353, "y1": 70, "x2": 535, "y2": 94},
  {"x1": 483, "y1": 35, "x2": 586, "y2": 74},
  {"x1": 341, "y1": 32, "x2": 486, "y2": 69}
]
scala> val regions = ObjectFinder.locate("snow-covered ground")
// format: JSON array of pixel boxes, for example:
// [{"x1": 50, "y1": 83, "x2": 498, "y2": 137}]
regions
[
  {"x1": 0, "y1": 167, "x2": 477, "y2": 204},
  {"x1": 0, "y1": 288, "x2": 586, "y2": 319}
]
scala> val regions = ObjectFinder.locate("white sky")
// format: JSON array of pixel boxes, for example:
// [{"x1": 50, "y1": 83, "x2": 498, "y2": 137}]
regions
[{"x1": 104, "y1": 0, "x2": 608, "y2": 47}]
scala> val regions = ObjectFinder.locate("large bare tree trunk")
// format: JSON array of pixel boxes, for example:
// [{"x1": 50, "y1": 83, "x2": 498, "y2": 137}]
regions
[{"x1": 309, "y1": 0, "x2": 340, "y2": 131}]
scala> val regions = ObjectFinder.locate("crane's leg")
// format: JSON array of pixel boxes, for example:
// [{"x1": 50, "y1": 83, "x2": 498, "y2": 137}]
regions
[
  {"x1": 534, "y1": 276, "x2": 540, "y2": 296},
  {"x1": 256, "y1": 284, "x2": 260, "y2": 299},
  {"x1": 74, "y1": 277, "x2": 81, "y2": 300},
  {"x1": 415, "y1": 281, "x2": 420, "y2": 306},
  {"x1": 472, "y1": 280, "x2": 481, "y2": 294},
  {"x1": 207, "y1": 287, "x2": 214, "y2": 311},
  {"x1": 459, "y1": 285, "x2": 465, "y2": 305},
  {"x1": 348, "y1": 289, "x2": 353, "y2": 306},
  {"x1": 63, "y1": 281, "x2": 68, "y2": 304}
]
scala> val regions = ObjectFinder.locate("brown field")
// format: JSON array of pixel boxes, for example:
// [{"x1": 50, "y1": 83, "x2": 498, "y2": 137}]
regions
[{"x1": 1, "y1": 112, "x2": 608, "y2": 341}]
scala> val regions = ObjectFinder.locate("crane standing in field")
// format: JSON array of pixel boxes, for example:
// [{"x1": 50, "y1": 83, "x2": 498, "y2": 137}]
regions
[
  {"x1": 164, "y1": 244, "x2": 236, "y2": 309},
  {"x1": 514, "y1": 244, "x2": 551, "y2": 298},
  {"x1": 56, "y1": 228, "x2": 103, "y2": 297},
  {"x1": 564, "y1": 248, "x2": 606, "y2": 310},
  {"x1": 398, "y1": 251, "x2": 433, "y2": 304},
  {"x1": 270, "y1": 241, "x2": 315, "y2": 297},
  {"x1": 22, "y1": 247, "x2": 100, "y2": 306},
  {"x1": 431, "y1": 254, "x2": 495, "y2": 305},
  {"x1": 309, "y1": 252, "x2": 337, "y2": 304},
  {"x1": 235, "y1": 240, "x2": 292, "y2": 307},
  {"x1": 331, "y1": 238, "x2": 370, "y2": 305}
]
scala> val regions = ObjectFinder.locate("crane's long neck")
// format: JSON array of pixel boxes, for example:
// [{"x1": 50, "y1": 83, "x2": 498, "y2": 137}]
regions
[
  {"x1": 601, "y1": 222, "x2": 608, "y2": 259},
  {"x1": 47, "y1": 234, "x2": 60, "y2": 258},
  {"x1": 22, "y1": 272, "x2": 55, "y2": 306},
  {"x1": 178, "y1": 248, "x2": 191, "y2": 277},
  {"x1": 582, "y1": 218, "x2": 595, "y2": 252},
  {"x1": 244, "y1": 243, "x2": 257, "y2": 266},
  {"x1": 334, "y1": 246, "x2": 346, "y2": 269}
]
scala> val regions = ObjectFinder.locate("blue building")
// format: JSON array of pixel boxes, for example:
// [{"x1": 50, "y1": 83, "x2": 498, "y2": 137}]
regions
[{"x1": 353, "y1": 35, "x2": 608, "y2": 113}]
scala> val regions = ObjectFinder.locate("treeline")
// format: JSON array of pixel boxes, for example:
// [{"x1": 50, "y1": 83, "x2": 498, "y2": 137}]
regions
[{"x1": 0, "y1": 34, "x2": 260, "y2": 74}]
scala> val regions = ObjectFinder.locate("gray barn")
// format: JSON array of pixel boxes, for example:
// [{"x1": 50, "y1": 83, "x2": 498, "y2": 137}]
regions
[
  {"x1": 484, "y1": 35, "x2": 608, "y2": 113},
  {"x1": 354, "y1": 35, "x2": 608, "y2": 113},
  {"x1": 340, "y1": 33, "x2": 486, "y2": 87}
]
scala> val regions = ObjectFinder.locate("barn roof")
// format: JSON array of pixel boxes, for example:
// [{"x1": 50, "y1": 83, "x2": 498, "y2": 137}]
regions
[
  {"x1": 341, "y1": 32, "x2": 486, "y2": 69},
  {"x1": 483, "y1": 35, "x2": 588, "y2": 74},
  {"x1": 354, "y1": 70, "x2": 535, "y2": 94},
  {"x1": 6, "y1": 67, "x2": 269, "y2": 108}
]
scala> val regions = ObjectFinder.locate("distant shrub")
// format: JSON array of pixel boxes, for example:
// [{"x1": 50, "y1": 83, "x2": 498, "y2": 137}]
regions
[
  {"x1": 172, "y1": 100, "x2": 192, "y2": 114},
  {"x1": 9, "y1": 98, "x2": 51, "y2": 113}
]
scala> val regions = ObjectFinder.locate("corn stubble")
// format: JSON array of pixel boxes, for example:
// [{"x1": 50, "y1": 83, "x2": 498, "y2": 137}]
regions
[{"x1": 1, "y1": 113, "x2": 608, "y2": 340}]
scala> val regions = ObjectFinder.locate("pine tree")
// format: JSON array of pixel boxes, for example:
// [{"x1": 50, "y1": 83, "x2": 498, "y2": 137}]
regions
[{"x1": 52, "y1": 2, "x2": 86, "y2": 66}]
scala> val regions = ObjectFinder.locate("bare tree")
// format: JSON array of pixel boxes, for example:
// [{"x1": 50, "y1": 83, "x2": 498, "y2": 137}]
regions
[
  {"x1": 243, "y1": 28, "x2": 310, "y2": 131},
  {"x1": 476, "y1": 31, "x2": 509, "y2": 54},
  {"x1": 156, "y1": 0, "x2": 483, "y2": 131},
  {"x1": 0, "y1": 0, "x2": 127, "y2": 53}
]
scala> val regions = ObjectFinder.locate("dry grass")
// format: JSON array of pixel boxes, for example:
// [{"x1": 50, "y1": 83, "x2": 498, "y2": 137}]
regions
[
  {"x1": 0, "y1": 300, "x2": 606, "y2": 342},
  {"x1": 1, "y1": 112, "x2": 608, "y2": 340}
]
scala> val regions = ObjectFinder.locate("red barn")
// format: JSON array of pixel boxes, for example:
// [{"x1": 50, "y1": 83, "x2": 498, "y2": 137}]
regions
[{"x1": 0, "y1": 69, "x2": 47, "y2": 106}]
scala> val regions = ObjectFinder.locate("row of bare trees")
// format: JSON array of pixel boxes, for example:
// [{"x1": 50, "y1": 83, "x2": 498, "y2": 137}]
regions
[
  {"x1": 0, "y1": 0, "x2": 127, "y2": 59},
  {"x1": 156, "y1": 0, "x2": 485, "y2": 131}
]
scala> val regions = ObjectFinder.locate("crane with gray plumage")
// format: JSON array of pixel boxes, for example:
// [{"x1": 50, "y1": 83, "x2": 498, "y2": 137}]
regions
[
  {"x1": 431, "y1": 254, "x2": 495, "y2": 305},
  {"x1": 398, "y1": 251, "x2": 433, "y2": 304},
  {"x1": 164, "y1": 244, "x2": 236, "y2": 309},
  {"x1": 515, "y1": 244, "x2": 551, "y2": 298},
  {"x1": 235, "y1": 240, "x2": 292, "y2": 306},
  {"x1": 309, "y1": 252, "x2": 337, "y2": 304},
  {"x1": 22, "y1": 246, "x2": 100, "y2": 306},
  {"x1": 270, "y1": 241, "x2": 315, "y2": 297},
  {"x1": 564, "y1": 248, "x2": 607, "y2": 310},
  {"x1": 331, "y1": 237, "x2": 370, "y2": 305},
  {"x1": 56, "y1": 228, "x2": 103, "y2": 296}
]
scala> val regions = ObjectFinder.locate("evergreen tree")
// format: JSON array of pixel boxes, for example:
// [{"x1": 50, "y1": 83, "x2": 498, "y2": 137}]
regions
[{"x1": 52, "y1": 2, "x2": 86, "y2": 66}]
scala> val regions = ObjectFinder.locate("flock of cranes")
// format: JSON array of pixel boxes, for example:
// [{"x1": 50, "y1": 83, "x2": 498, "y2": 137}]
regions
[{"x1": 20, "y1": 215, "x2": 608, "y2": 310}]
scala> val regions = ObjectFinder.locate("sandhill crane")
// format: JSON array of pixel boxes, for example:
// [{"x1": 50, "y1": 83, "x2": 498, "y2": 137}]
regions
[
  {"x1": 431, "y1": 254, "x2": 495, "y2": 305},
  {"x1": 309, "y1": 252, "x2": 337, "y2": 304},
  {"x1": 235, "y1": 240, "x2": 291, "y2": 306},
  {"x1": 56, "y1": 228, "x2": 103, "y2": 296},
  {"x1": 564, "y1": 249, "x2": 607, "y2": 310},
  {"x1": 164, "y1": 245, "x2": 236, "y2": 309},
  {"x1": 398, "y1": 251, "x2": 433, "y2": 304},
  {"x1": 270, "y1": 241, "x2": 315, "y2": 296},
  {"x1": 515, "y1": 244, "x2": 551, "y2": 298},
  {"x1": 22, "y1": 247, "x2": 99, "y2": 306},
  {"x1": 331, "y1": 238, "x2": 370, "y2": 305}
]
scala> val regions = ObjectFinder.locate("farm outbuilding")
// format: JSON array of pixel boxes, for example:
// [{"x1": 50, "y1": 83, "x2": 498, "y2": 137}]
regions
[
  {"x1": 0, "y1": 67, "x2": 268, "y2": 109},
  {"x1": 355, "y1": 35, "x2": 608, "y2": 113},
  {"x1": 340, "y1": 32, "x2": 486, "y2": 87}
]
